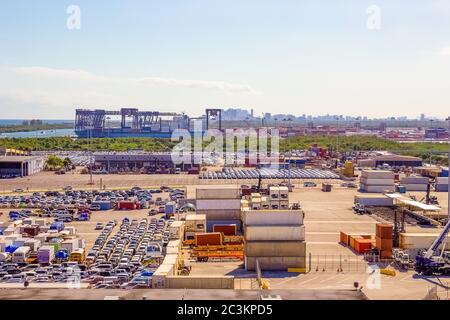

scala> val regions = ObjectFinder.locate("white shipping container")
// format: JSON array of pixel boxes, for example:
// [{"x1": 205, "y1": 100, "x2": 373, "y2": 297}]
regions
[
  {"x1": 400, "y1": 233, "x2": 450, "y2": 250},
  {"x1": 245, "y1": 225, "x2": 305, "y2": 241},
  {"x1": 360, "y1": 184, "x2": 395, "y2": 193},
  {"x1": 435, "y1": 184, "x2": 448, "y2": 192},
  {"x1": 244, "y1": 210, "x2": 304, "y2": 226},
  {"x1": 361, "y1": 170, "x2": 395, "y2": 179},
  {"x1": 360, "y1": 177, "x2": 395, "y2": 186},
  {"x1": 435, "y1": 177, "x2": 448, "y2": 184},
  {"x1": 65, "y1": 226, "x2": 77, "y2": 236},
  {"x1": 245, "y1": 241, "x2": 306, "y2": 257},
  {"x1": 152, "y1": 263, "x2": 174, "y2": 288},
  {"x1": 354, "y1": 195, "x2": 394, "y2": 207},
  {"x1": 245, "y1": 256, "x2": 306, "y2": 271},
  {"x1": 401, "y1": 176, "x2": 429, "y2": 184},
  {"x1": 196, "y1": 186, "x2": 240, "y2": 199},
  {"x1": 196, "y1": 199, "x2": 241, "y2": 210},
  {"x1": 196, "y1": 209, "x2": 241, "y2": 220},
  {"x1": 403, "y1": 184, "x2": 428, "y2": 192}
]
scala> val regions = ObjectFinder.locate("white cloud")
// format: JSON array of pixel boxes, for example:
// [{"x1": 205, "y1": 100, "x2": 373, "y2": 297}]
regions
[{"x1": 14, "y1": 66, "x2": 257, "y2": 93}]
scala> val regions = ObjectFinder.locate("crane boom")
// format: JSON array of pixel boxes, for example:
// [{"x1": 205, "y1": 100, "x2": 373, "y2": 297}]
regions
[{"x1": 424, "y1": 219, "x2": 450, "y2": 259}]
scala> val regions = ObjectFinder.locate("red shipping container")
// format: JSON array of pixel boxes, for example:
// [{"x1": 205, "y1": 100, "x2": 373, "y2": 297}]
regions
[
  {"x1": 354, "y1": 238, "x2": 372, "y2": 254},
  {"x1": 118, "y1": 201, "x2": 136, "y2": 210},
  {"x1": 376, "y1": 224, "x2": 393, "y2": 239},
  {"x1": 376, "y1": 236, "x2": 393, "y2": 251},
  {"x1": 195, "y1": 232, "x2": 223, "y2": 246},
  {"x1": 213, "y1": 224, "x2": 237, "y2": 236}
]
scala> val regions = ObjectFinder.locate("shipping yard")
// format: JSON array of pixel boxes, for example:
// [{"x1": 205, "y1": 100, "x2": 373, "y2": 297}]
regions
[{"x1": 0, "y1": 155, "x2": 449, "y2": 300}]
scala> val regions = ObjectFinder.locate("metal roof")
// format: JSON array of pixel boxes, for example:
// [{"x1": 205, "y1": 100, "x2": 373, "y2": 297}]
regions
[
  {"x1": 385, "y1": 193, "x2": 441, "y2": 211},
  {"x1": 0, "y1": 156, "x2": 42, "y2": 163}
]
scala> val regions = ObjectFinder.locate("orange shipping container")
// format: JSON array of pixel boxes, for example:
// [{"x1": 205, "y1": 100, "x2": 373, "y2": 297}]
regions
[
  {"x1": 340, "y1": 232, "x2": 349, "y2": 245},
  {"x1": 195, "y1": 232, "x2": 223, "y2": 246},
  {"x1": 354, "y1": 238, "x2": 372, "y2": 254},
  {"x1": 376, "y1": 236, "x2": 393, "y2": 251},
  {"x1": 361, "y1": 234, "x2": 373, "y2": 240},
  {"x1": 349, "y1": 235, "x2": 363, "y2": 249},
  {"x1": 213, "y1": 224, "x2": 237, "y2": 236},
  {"x1": 376, "y1": 224, "x2": 393, "y2": 239}
]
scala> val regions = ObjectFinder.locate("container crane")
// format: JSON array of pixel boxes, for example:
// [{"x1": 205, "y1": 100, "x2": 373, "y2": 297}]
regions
[{"x1": 414, "y1": 219, "x2": 450, "y2": 276}]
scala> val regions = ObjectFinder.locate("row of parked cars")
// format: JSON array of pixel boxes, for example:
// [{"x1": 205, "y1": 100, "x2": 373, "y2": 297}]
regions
[
  {"x1": 84, "y1": 216, "x2": 174, "y2": 289},
  {"x1": 200, "y1": 168, "x2": 340, "y2": 180}
]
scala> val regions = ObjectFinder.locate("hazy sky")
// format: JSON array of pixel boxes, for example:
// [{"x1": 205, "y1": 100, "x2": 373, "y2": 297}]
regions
[{"x1": 1, "y1": 0, "x2": 450, "y2": 119}]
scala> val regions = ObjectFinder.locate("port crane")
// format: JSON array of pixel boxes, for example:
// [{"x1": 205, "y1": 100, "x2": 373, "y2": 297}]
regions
[{"x1": 414, "y1": 219, "x2": 450, "y2": 276}]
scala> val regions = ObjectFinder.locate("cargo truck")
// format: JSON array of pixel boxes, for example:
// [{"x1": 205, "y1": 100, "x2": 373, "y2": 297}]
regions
[{"x1": 12, "y1": 246, "x2": 30, "y2": 263}]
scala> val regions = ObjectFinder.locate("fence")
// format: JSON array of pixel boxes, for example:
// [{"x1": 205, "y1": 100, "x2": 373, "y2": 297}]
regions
[{"x1": 306, "y1": 254, "x2": 393, "y2": 274}]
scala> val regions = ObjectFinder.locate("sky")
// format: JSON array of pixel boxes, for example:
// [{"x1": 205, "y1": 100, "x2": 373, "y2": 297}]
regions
[{"x1": 0, "y1": 0, "x2": 450, "y2": 119}]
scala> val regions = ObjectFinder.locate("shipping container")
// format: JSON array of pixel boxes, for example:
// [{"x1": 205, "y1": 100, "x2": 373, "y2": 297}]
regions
[
  {"x1": 361, "y1": 170, "x2": 395, "y2": 179},
  {"x1": 353, "y1": 238, "x2": 372, "y2": 254},
  {"x1": 360, "y1": 184, "x2": 395, "y2": 193},
  {"x1": 196, "y1": 186, "x2": 240, "y2": 199},
  {"x1": 213, "y1": 224, "x2": 237, "y2": 236},
  {"x1": 195, "y1": 232, "x2": 223, "y2": 246},
  {"x1": 169, "y1": 221, "x2": 184, "y2": 240},
  {"x1": 196, "y1": 209, "x2": 241, "y2": 220},
  {"x1": 245, "y1": 225, "x2": 305, "y2": 241},
  {"x1": 360, "y1": 177, "x2": 395, "y2": 186},
  {"x1": 24, "y1": 239, "x2": 41, "y2": 251},
  {"x1": 399, "y1": 233, "x2": 450, "y2": 250},
  {"x1": 61, "y1": 239, "x2": 79, "y2": 253},
  {"x1": 244, "y1": 210, "x2": 304, "y2": 226},
  {"x1": 245, "y1": 256, "x2": 306, "y2": 271},
  {"x1": 402, "y1": 184, "x2": 428, "y2": 192},
  {"x1": 354, "y1": 195, "x2": 394, "y2": 207},
  {"x1": 400, "y1": 176, "x2": 429, "y2": 184},
  {"x1": 245, "y1": 240, "x2": 306, "y2": 257},
  {"x1": 349, "y1": 235, "x2": 363, "y2": 249},
  {"x1": 23, "y1": 225, "x2": 40, "y2": 237},
  {"x1": 117, "y1": 201, "x2": 136, "y2": 210},
  {"x1": 376, "y1": 236, "x2": 393, "y2": 250},
  {"x1": 152, "y1": 263, "x2": 174, "y2": 288},
  {"x1": 91, "y1": 201, "x2": 112, "y2": 210},
  {"x1": 196, "y1": 199, "x2": 241, "y2": 210},
  {"x1": 376, "y1": 224, "x2": 393, "y2": 239}
]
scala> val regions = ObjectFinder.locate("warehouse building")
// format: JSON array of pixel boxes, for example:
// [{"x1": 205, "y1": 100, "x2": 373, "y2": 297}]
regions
[
  {"x1": 357, "y1": 155, "x2": 423, "y2": 168},
  {"x1": 0, "y1": 156, "x2": 45, "y2": 178},
  {"x1": 93, "y1": 152, "x2": 198, "y2": 173}
]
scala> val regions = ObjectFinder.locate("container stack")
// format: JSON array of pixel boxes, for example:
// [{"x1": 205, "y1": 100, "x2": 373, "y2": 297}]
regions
[
  {"x1": 375, "y1": 223, "x2": 393, "y2": 259},
  {"x1": 340, "y1": 232, "x2": 374, "y2": 254},
  {"x1": 360, "y1": 170, "x2": 395, "y2": 193},
  {"x1": 242, "y1": 191, "x2": 306, "y2": 271},
  {"x1": 400, "y1": 175, "x2": 429, "y2": 191},
  {"x1": 196, "y1": 186, "x2": 242, "y2": 232},
  {"x1": 184, "y1": 214, "x2": 206, "y2": 240},
  {"x1": 435, "y1": 177, "x2": 448, "y2": 192}
]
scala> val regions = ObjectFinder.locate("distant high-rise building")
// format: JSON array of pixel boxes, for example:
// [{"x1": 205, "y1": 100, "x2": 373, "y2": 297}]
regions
[{"x1": 420, "y1": 113, "x2": 426, "y2": 121}]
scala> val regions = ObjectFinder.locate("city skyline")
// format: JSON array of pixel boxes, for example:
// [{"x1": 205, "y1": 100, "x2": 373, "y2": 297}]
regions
[{"x1": 1, "y1": 1, "x2": 450, "y2": 119}]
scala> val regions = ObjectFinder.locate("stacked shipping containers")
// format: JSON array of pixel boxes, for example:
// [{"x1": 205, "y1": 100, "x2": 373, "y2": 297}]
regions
[
  {"x1": 196, "y1": 186, "x2": 241, "y2": 232},
  {"x1": 400, "y1": 176, "x2": 429, "y2": 191},
  {"x1": 242, "y1": 190, "x2": 306, "y2": 271},
  {"x1": 360, "y1": 170, "x2": 395, "y2": 193},
  {"x1": 375, "y1": 223, "x2": 393, "y2": 258}
]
